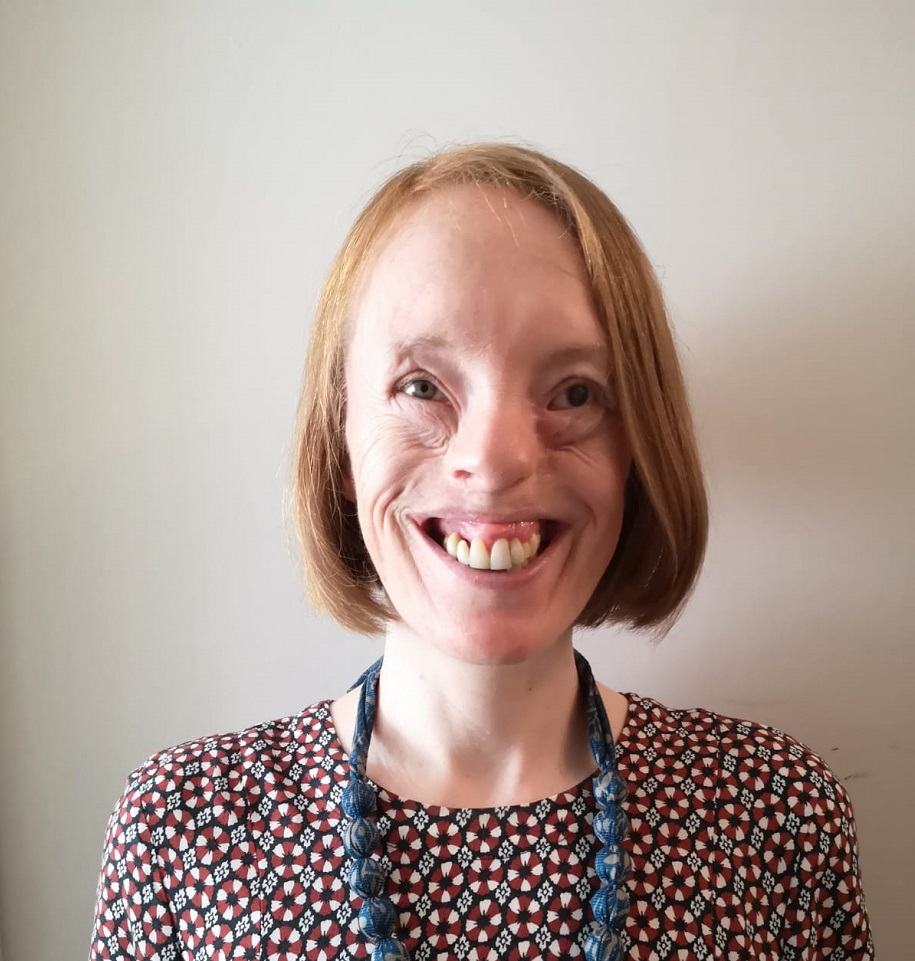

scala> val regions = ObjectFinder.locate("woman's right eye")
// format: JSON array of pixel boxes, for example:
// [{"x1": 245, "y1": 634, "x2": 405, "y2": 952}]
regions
[{"x1": 400, "y1": 378, "x2": 444, "y2": 401}]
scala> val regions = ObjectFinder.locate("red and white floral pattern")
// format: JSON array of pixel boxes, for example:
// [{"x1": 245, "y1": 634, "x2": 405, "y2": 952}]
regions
[{"x1": 90, "y1": 696, "x2": 873, "y2": 959}]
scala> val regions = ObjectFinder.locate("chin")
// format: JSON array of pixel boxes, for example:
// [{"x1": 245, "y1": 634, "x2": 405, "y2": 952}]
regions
[{"x1": 416, "y1": 613, "x2": 575, "y2": 667}]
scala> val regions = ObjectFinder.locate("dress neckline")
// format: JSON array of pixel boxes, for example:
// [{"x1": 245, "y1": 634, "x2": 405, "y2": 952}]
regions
[{"x1": 315, "y1": 692, "x2": 638, "y2": 815}]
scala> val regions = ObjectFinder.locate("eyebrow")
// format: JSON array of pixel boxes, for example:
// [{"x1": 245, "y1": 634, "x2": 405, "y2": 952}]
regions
[
  {"x1": 390, "y1": 334, "x2": 452, "y2": 358},
  {"x1": 545, "y1": 344, "x2": 610, "y2": 367},
  {"x1": 390, "y1": 337, "x2": 609, "y2": 367}
]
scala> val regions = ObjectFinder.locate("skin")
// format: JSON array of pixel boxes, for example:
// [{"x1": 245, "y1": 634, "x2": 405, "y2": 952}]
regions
[{"x1": 332, "y1": 184, "x2": 631, "y2": 807}]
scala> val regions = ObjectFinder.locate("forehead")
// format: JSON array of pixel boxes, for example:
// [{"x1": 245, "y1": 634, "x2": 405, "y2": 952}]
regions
[
  {"x1": 348, "y1": 184, "x2": 600, "y2": 352},
  {"x1": 368, "y1": 184, "x2": 583, "y2": 285}
]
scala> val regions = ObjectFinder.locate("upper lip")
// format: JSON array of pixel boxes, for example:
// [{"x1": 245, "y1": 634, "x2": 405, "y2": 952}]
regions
[
  {"x1": 412, "y1": 509, "x2": 556, "y2": 525},
  {"x1": 413, "y1": 512, "x2": 563, "y2": 551}
]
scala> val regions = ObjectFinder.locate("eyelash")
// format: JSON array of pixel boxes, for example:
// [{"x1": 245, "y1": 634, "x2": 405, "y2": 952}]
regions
[
  {"x1": 550, "y1": 381, "x2": 600, "y2": 410},
  {"x1": 398, "y1": 376, "x2": 611, "y2": 410},
  {"x1": 400, "y1": 377, "x2": 445, "y2": 402}
]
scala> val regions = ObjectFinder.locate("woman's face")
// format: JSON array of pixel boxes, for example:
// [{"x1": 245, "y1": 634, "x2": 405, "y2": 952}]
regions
[{"x1": 344, "y1": 185, "x2": 631, "y2": 664}]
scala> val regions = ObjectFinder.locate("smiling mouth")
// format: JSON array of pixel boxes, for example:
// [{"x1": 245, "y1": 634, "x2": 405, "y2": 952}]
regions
[{"x1": 422, "y1": 518, "x2": 556, "y2": 572}]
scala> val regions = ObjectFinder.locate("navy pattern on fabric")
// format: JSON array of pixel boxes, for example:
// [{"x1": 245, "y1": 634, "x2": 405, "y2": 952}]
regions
[{"x1": 90, "y1": 695, "x2": 873, "y2": 960}]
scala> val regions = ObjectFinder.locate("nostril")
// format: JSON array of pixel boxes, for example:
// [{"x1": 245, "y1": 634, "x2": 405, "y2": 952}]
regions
[{"x1": 446, "y1": 413, "x2": 541, "y2": 488}]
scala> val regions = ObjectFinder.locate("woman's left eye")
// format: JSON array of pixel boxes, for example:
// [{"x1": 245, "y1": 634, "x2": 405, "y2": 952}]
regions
[{"x1": 551, "y1": 383, "x2": 596, "y2": 410}]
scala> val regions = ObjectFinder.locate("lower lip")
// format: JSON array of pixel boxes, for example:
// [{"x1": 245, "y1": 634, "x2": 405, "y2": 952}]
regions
[{"x1": 414, "y1": 522, "x2": 559, "y2": 588}]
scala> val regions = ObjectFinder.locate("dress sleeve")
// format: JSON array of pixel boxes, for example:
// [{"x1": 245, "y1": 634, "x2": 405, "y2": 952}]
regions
[
  {"x1": 89, "y1": 767, "x2": 179, "y2": 960},
  {"x1": 787, "y1": 757, "x2": 874, "y2": 960}
]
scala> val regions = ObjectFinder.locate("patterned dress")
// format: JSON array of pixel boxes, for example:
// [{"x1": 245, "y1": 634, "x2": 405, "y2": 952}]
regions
[{"x1": 90, "y1": 694, "x2": 873, "y2": 959}]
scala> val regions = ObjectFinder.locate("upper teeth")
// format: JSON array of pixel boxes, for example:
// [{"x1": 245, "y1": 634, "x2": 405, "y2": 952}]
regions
[{"x1": 443, "y1": 532, "x2": 541, "y2": 571}]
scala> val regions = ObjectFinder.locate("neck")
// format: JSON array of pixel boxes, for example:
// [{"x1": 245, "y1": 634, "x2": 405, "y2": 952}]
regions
[{"x1": 356, "y1": 625, "x2": 595, "y2": 807}]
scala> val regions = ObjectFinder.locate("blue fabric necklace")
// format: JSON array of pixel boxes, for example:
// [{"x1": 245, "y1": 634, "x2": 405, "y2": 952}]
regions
[{"x1": 340, "y1": 650, "x2": 631, "y2": 960}]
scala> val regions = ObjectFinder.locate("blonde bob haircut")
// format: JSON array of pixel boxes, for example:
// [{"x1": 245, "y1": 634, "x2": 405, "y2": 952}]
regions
[{"x1": 293, "y1": 143, "x2": 707, "y2": 636}]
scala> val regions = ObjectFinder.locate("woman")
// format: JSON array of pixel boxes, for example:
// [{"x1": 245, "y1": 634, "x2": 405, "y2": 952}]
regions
[{"x1": 91, "y1": 144, "x2": 872, "y2": 959}]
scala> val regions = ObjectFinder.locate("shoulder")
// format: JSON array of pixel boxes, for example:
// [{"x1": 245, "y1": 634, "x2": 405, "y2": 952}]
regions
[
  {"x1": 624, "y1": 692, "x2": 836, "y2": 772},
  {"x1": 94, "y1": 702, "x2": 352, "y2": 951},
  {"x1": 110, "y1": 700, "x2": 342, "y2": 832},
  {"x1": 620, "y1": 695, "x2": 871, "y2": 950},
  {"x1": 620, "y1": 693, "x2": 859, "y2": 829},
  {"x1": 620, "y1": 695, "x2": 865, "y2": 884}
]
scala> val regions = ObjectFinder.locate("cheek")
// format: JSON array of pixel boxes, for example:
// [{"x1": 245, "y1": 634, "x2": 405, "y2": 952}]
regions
[
  {"x1": 346, "y1": 416, "x2": 404, "y2": 505},
  {"x1": 346, "y1": 426, "x2": 404, "y2": 562},
  {"x1": 596, "y1": 417, "x2": 632, "y2": 483},
  {"x1": 345, "y1": 407, "x2": 449, "y2": 535},
  {"x1": 346, "y1": 397, "x2": 451, "y2": 484},
  {"x1": 561, "y1": 429, "x2": 631, "y2": 526},
  {"x1": 540, "y1": 405, "x2": 607, "y2": 447}
]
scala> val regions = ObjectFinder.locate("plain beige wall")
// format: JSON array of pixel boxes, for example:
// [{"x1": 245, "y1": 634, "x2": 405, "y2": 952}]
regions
[{"x1": 1, "y1": 2, "x2": 911, "y2": 958}]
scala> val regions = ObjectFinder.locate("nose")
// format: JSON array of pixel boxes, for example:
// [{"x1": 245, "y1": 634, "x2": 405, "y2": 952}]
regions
[{"x1": 445, "y1": 391, "x2": 541, "y2": 492}]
